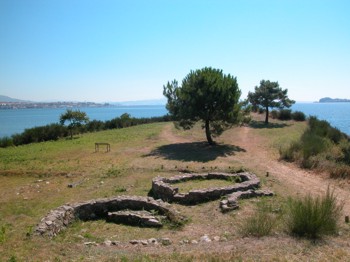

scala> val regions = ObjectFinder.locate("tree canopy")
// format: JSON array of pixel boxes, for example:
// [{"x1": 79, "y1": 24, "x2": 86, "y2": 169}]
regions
[
  {"x1": 163, "y1": 67, "x2": 241, "y2": 145},
  {"x1": 59, "y1": 109, "x2": 89, "y2": 139},
  {"x1": 248, "y1": 80, "x2": 295, "y2": 124}
]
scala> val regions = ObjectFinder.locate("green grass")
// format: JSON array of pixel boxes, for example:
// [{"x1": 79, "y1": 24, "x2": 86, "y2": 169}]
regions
[
  {"x1": 0, "y1": 122, "x2": 165, "y2": 174},
  {"x1": 173, "y1": 178, "x2": 236, "y2": 193},
  {"x1": 1, "y1": 119, "x2": 349, "y2": 261}
]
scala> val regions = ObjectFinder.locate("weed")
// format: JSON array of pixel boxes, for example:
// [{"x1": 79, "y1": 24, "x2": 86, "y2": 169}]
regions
[
  {"x1": 115, "y1": 186, "x2": 127, "y2": 193},
  {"x1": 8, "y1": 255, "x2": 17, "y2": 262},
  {"x1": 240, "y1": 199, "x2": 281, "y2": 237},
  {"x1": 105, "y1": 167, "x2": 124, "y2": 177},
  {"x1": 0, "y1": 225, "x2": 6, "y2": 243},
  {"x1": 285, "y1": 187, "x2": 343, "y2": 239},
  {"x1": 25, "y1": 225, "x2": 33, "y2": 238}
]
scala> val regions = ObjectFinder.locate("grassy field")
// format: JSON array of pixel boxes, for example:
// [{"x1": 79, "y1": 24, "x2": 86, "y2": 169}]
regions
[{"x1": 1, "y1": 118, "x2": 350, "y2": 261}]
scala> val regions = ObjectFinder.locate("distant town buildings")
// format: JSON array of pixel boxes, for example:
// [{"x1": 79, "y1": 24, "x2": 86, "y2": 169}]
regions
[{"x1": 0, "y1": 101, "x2": 110, "y2": 109}]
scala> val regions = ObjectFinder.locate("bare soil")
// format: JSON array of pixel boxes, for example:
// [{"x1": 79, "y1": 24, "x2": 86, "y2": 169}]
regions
[
  {"x1": 120, "y1": 121, "x2": 350, "y2": 260},
  {"x1": 2, "y1": 120, "x2": 350, "y2": 261}
]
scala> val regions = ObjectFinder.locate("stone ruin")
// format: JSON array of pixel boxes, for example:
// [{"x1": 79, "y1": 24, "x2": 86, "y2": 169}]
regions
[
  {"x1": 35, "y1": 195, "x2": 184, "y2": 238},
  {"x1": 35, "y1": 172, "x2": 273, "y2": 238},
  {"x1": 152, "y1": 172, "x2": 273, "y2": 210}
]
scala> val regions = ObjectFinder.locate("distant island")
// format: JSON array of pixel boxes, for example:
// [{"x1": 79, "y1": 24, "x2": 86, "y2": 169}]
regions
[{"x1": 319, "y1": 97, "x2": 350, "y2": 103}]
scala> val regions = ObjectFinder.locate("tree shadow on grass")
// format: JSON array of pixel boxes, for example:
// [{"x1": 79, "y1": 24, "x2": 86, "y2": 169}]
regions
[
  {"x1": 144, "y1": 142, "x2": 246, "y2": 163},
  {"x1": 249, "y1": 120, "x2": 289, "y2": 129}
]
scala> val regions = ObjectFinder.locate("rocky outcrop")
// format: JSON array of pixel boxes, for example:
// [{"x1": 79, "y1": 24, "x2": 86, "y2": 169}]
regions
[
  {"x1": 35, "y1": 195, "x2": 184, "y2": 237},
  {"x1": 152, "y1": 172, "x2": 261, "y2": 205}
]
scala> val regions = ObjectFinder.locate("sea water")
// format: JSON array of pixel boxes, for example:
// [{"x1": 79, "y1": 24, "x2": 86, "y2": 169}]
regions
[
  {"x1": 1, "y1": 103, "x2": 349, "y2": 138},
  {"x1": 291, "y1": 103, "x2": 350, "y2": 136},
  {"x1": 0, "y1": 105, "x2": 167, "y2": 138}
]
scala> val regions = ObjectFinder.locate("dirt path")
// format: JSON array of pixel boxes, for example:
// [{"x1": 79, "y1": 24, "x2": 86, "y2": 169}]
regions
[
  {"x1": 232, "y1": 125, "x2": 350, "y2": 216},
  {"x1": 159, "y1": 123, "x2": 191, "y2": 144},
  {"x1": 161, "y1": 123, "x2": 350, "y2": 217}
]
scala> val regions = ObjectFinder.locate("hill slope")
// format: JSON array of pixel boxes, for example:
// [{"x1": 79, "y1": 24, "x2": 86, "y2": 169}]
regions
[{"x1": 0, "y1": 95, "x2": 29, "y2": 102}]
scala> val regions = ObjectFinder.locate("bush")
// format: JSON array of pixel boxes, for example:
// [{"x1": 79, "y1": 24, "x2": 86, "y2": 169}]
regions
[
  {"x1": 300, "y1": 131, "x2": 329, "y2": 162},
  {"x1": 291, "y1": 111, "x2": 306, "y2": 121},
  {"x1": 1, "y1": 114, "x2": 172, "y2": 148},
  {"x1": 308, "y1": 116, "x2": 345, "y2": 144},
  {"x1": 280, "y1": 116, "x2": 350, "y2": 176},
  {"x1": 279, "y1": 141, "x2": 301, "y2": 162},
  {"x1": 11, "y1": 124, "x2": 68, "y2": 146},
  {"x1": 286, "y1": 188, "x2": 342, "y2": 239},
  {"x1": 0, "y1": 136, "x2": 13, "y2": 148},
  {"x1": 270, "y1": 110, "x2": 278, "y2": 119},
  {"x1": 277, "y1": 109, "x2": 292, "y2": 120}
]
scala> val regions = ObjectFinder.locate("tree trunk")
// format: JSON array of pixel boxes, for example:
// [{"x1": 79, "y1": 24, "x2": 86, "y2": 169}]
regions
[
  {"x1": 265, "y1": 106, "x2": 269, "y2": 124},
  {"x1": 205, "y1": 120, "x2": 214, "y2": 145}
]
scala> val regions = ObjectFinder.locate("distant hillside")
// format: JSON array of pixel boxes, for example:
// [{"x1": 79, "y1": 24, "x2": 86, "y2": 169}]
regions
[
  {"x1": 0, "y1": 95, "x2": 30, "y2": 103},
  {"x1": 319, "y1": 97, "x2": 350, "y2": 103}
]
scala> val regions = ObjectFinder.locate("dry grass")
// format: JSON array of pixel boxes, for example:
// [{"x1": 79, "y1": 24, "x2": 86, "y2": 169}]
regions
[{"x1": 1, "y1": 119, "x2": 350, "y2": 261}]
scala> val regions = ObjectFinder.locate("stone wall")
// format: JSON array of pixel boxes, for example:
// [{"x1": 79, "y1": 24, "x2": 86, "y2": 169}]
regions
[
  {"x1": 220, "y1": 189, "x2": 274, "y2": 212},
  {"x1": 35, "y1": 195, "x2": 183, "y2": 238},
  {"x1": 152, "y1": 172, "x2": 261, "y2": 205}
]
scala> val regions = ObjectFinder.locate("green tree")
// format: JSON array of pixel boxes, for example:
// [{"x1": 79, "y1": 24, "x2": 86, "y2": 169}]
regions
[
  {"x1": 59, "y1": 109, "x2": 89, "y2": 139},
  {"x1": 163, "y1": 67, "x2": 241, "y2": 145},
  {"x1": 248, "y1": 80, "x2": 295, "y2": 124}
]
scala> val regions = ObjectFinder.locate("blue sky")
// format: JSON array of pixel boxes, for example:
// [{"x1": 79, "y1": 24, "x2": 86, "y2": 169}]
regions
[{"x1": 1, "y1": 0, "x2": 349, "y2": 102}]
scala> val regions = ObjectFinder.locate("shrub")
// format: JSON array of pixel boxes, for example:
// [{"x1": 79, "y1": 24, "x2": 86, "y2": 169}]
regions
[
  {"x1": 279, "y1": 141, "x2": 302, "y2": 162},
  {"x1": 280, "y1": 116, "x2": 350, "y2": 177},
  {"x1": 300, "y1": 131, "x2": 329, "y2": 161},
  {"x1": 85, "y1": 120, "x2": 105, "y2": 132},
  {"x1": 1, "y1": 114, "x2": 172, "y2": 147},
  {"x1": 270, "y1": 110, "x2": 278, "y2": 119},
  {"x1": 291, "y1": 111, "x2": 306, "y2": 121},
  {"x1": 277, "y1": 109, "x2": 292, "y2": 120},
  {"x1": 340, "y1": 140, "x2": 350, "y2": 164},
  {"x1": 11, "y1": 124, "x2": 68, "y2": 146},
  {"x1": 285, "y1": 188, "x2": 343, "y2": 239},
  {"x1": 0, "y1": 136, "x2": 13, "y2": 148},
  {"x1": 327, "y1": 126, "x2": 343, "y2": 144},
  {"x1": 308, "y1": 116, "x2": 346, "y2": 144}
]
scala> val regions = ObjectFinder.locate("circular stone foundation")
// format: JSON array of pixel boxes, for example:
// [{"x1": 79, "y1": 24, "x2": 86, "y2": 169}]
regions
[
  {"x1": 35, "y1": 195, "x2": 184, "y2": 238},
  {"x1": 152, "y1": 172, "x2": 261, "y2": 205}
]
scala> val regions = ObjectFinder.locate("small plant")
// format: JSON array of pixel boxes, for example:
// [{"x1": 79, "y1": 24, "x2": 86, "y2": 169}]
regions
[
  {"x1": 105, "y1": 167, "x2": 123, "y2": 177},
  {"x1": 115, "y1": 186, "x2": 127, "y2": 193},
  {"x1": 0, "y1": 225, "x2": 6, "y2": 243},
  {"x1": 25, "y1": 225, "x2": 33, "y2": 238},
  {"x1": 285, "y1": 187, "x2": 343, "y2": 239},
  {"x1": 8, "y1": 255, "x2": 17, "y2": 262},
  {"x1": 240, "y1": 199, "x2": 281, "y2": 237}
]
